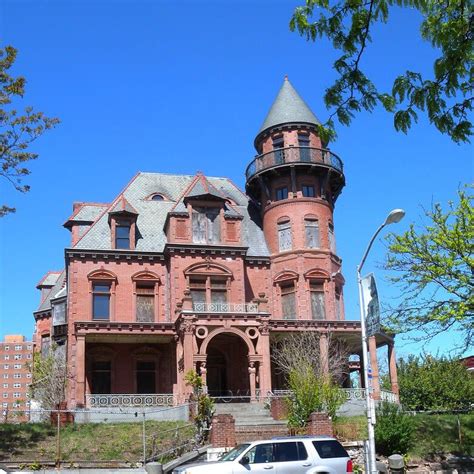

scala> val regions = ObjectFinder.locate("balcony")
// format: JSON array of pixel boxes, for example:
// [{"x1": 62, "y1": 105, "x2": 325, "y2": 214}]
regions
[
  {"x1": 86, "y1": 393, "x2": 176, "y2": 408},
  {"x1": 192, "y1": 302, "x2": 259, "y2": 313},
  {"x1": 245, "y1": 146, "x2": 344, "y2": 181}
]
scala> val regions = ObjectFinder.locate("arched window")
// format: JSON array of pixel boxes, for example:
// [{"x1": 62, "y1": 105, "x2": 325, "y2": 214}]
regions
[
  {"x1": 309, "y1": 281, "x2": 326, "y2": 320},
  {"x1": 274, "y1": 271, "x2": 299, "y2": 320},
  {"x1": 151, "y1": 194, "x2": 164, "y2": 201},
  {"x1": 132, "y1": 271, "x2": 160, "y2": 323},
  {"x1": 88, "y1": 270, "x2": 117, "y2": 321}
]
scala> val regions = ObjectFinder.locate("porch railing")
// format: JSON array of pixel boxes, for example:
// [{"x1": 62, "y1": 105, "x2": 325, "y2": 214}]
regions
[
  {"x1": 272, "y1": 388, "x2": 397, "y2": 403},
  {"x1": 380, "y1": 390, "x2": 398, "y2": 403},
  {"x1": 192, "y1": 302, "x2": 259, "y2": 313},
  {"x1": 86, "y1": 393, "x2": 175, "y2": 408}
]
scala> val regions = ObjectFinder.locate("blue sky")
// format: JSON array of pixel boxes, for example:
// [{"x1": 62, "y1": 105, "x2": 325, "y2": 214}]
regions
[{"x1": 0, "y1": 0, "x2": 471, "y2": 357}]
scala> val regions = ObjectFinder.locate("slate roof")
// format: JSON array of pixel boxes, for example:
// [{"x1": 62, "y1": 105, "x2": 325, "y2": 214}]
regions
[
  {"x1": 64, "y1": 203, "x2": 109, "y2": 227},
  {"x1": 73, "y1": 172, "x2": 269, "y2": 257},
  {"x1": 258, "y1": 77, "x2": 321, "y2": 136},
  {"x1": 36, "y1": 270, "x2": 66, "y2": 312},
  {"x1": 36, "y1": 271, "x2": 62, "y2": 289}
]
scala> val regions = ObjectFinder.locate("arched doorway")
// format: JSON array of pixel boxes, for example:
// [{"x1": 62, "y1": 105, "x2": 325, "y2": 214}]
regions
[{"x1": 205, "y1": 333, "x2": 250, "y2": 401}]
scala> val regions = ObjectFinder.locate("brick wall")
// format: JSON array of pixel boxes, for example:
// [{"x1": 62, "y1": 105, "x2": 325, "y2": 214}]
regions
[
  {"x1": 210, "y1": 414, "x2": 236, "y2": 448},
  {"x1": 307, "y1": 412, "x2": 333, "y2": 437},
  {"x1": 270, "y1": 397, "x2": 288, "y2": 420}
]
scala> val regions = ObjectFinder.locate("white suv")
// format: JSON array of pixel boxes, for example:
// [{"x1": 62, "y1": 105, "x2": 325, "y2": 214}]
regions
[{"x1": 172, "y1": 436, "x2": 353, "y2": 474}]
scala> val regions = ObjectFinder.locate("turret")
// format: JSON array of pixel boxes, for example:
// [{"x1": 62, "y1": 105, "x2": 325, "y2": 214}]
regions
[{"x1": 246, "y1": 78, "x2": 346, "y2": 321}]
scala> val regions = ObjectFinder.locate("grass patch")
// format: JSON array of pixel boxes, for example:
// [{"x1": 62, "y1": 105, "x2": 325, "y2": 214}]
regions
[
  {"x1": 0, "y1": 420, "x2": 194, "y2": 463},
  {"x1": 334, "y1": 416, "x2": 367, "y2": 441},
  {"x1": 409, "y1": 413, "x2": 474, "y2": 458}
]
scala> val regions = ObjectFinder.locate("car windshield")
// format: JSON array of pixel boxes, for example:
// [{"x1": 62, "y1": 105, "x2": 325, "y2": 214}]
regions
[{"x1": 219, "y1": 444, "x2": 251, "y2": 462}]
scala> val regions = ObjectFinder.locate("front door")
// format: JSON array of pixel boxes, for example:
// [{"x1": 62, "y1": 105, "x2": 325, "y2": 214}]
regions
[{"x1": 206, "y1": 350, "x2": 227, "y2": 397}]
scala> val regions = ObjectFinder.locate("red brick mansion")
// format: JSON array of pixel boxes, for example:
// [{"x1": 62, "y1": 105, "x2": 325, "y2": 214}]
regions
[{"x1": 33, "y1": 78, "x2": 399, "y2": 412}]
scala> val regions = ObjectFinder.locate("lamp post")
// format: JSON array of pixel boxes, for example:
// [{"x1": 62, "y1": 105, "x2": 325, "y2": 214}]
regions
[{"x1": 357, "y1": 209, "x2": 405, "y2": 474}]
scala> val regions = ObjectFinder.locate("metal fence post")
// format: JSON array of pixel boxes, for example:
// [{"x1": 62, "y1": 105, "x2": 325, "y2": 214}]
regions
[{"x1": 142, "y1": 410, "x2": 147, "y2": 465}]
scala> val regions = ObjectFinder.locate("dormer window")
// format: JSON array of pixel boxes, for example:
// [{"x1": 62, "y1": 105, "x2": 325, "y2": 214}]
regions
[
  {"x1": 115, "y1": 222, "x2": 131, "y2": 249},
  {"x1": 151, "y1": 194, "x2": 164, "y2": 201},
  {"x1": 192, "y1": 207, "x2": 221, "y2": 244}
]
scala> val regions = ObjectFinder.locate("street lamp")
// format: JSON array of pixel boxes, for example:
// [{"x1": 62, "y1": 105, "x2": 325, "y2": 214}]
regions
[{"x1": 357, "y1": 208, "x2": 405, "y2": 474}]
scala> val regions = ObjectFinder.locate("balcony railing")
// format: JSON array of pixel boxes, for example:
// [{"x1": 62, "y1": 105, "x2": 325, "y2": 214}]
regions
[
  {"x1": 86, "y1": 393, "x2": 175, "y2": 408},
  {"x1": 246, "y1": 146, "x2": 344, "y2": 181},
  {"x1": 192, "y1": 302, "x2": 259, "y2": 313}
]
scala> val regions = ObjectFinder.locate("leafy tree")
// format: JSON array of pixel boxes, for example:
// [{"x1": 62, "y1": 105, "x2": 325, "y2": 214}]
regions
[
  {"x1": 384, "y1": 187, "x2": 473, "y2": 350},
  {"x1": 271, "y1": 332, "x2": 347, "y2": 429},
  {"x1": 289, "y1": 0, "x2": 473, "y2": 143},
  {"x1": 0, "y1": 45, "x2": 60, "y2": 216},
  {"x1": 375, "y1": 401, "x2": 414, "y2": 455},
  {"x1": 397, "y1": 354, "x2": 474, "y2": 411}
]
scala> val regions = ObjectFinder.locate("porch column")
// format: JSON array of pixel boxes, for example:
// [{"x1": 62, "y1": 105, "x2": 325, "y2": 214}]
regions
[
  {"x1": 75, "y1": 335, "x2": 86, "y2": 408},
  {"x1": 249, "y1": 362, "x2": 257, "y2": 402},
  {"x1": 368, "y1": 336, "x2": 380, "y2": 399},
  {"x1": 256, "y1": 325, "x2": 272, "y2": 398},
  {"x1": 388, "y1": 343, "x2": 399, "y2": 398},
  {"x1": 319, "y1": 333, "x2": 329, "y2": 375},
  {"x1": 182, "y1": 325, "x2": 195, "y2": 399}
]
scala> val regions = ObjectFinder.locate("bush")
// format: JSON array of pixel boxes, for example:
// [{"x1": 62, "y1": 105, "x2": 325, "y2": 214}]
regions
[{"x1": 375, "y1": 402, "x2": 414, "y2": 456}]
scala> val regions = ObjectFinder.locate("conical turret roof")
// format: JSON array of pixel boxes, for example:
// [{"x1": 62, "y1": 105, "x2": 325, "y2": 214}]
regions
[{"x1": 257, "y1": 77, "x2": 321, "y2": 136}]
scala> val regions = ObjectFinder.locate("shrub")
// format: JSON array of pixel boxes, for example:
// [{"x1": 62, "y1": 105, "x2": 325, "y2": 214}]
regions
[{"x1": 375, "y1": 401, "x2": 414, "y2": 456}]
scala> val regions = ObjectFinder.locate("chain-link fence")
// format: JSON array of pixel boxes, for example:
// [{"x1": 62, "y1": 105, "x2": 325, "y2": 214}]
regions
[{"x1": 0, "y1": 403, "x2": 201, "y2": 469}]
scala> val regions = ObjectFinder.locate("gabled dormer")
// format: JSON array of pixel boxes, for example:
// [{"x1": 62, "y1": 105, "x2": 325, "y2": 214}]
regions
[
  {"x1": 165, "y1": 173, "x2": 243, "y2": 245},
  {"x1": 108, "y1": 196, "x2": 139, "y2": 250}
]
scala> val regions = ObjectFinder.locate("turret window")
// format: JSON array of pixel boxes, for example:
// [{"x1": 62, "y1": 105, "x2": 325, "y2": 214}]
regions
[
  {"x1": 310, "y1": 282, "x2": 326, "y2": 320},
  {"x1": 278, "y1": 219, "x2": 292, "y2": 251},
  {"x1": 280, "y1": 282, "x2": 297, "y2": 320},
  {"x1": 328, "y1": 223, "x2": 336, "y2": 253},
  {"x1": 335, "y1": 287, "x2": 342, "y2": 320},
  {"x1": 275, "y1": 187, "x2": 288, "y2": 201},
  {"x1": 305, "y1": 218, "x2": 320, "y2": 248},
  {"x1": 302, "y1": 185, "x2": 315, "y2": 198},
  {"x1": 192, "y1": 207, "x2": 221, "y2": 244},
  {"x1": 273, "y1": 137, "x2": 285, "y2": 164},
  {"x1": 298, "y1": 133, "x2": 311, "y2": 161}
]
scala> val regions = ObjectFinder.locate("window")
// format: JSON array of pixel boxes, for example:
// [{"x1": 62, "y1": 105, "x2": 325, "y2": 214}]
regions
[
  {"x1": 3, "y1": 365, "x2": 8, "y2": 370},
  {"x1": 41, "y1": 335, "x2": 50, "y2": 357},
  {"x1": 136, "y1": 282, "x2": 155, "y2": 322},
  {"x1": 312, "y1": 440, "x2": 349, "y2": 458},
  {"x1": 245, "y1": 443, "x2": 274, "y2": 464},
  {"x1": 310, "y1": 282, "x2": 326, "y2": 320},
  {"x1": 2, "y1": 394, "x2": 7, "y2": 399},
  {"x1": 27, "y1": 354, "x2": 32, "y2": 359},
  {"x1": 192, "y1": 207, "x2": 221, "y2": 244},
  {"x1": 91, "y1": 361, "x2": 111, "y2": 394},
  {"x1": 305, "y1": 218, "x2": 320, "y2": 248},
  {"x1": 302, "y1": 185, "x2": 315, "y2": 197},
  {"x1": 13, "y1": 402, "x2": 20, "y2": 408},
  {"x1": 151, "y1": 194, "x2": 164, "y2": 201},
  {"x1": 14, "y1": 364, "x2": 21, "y2": 369},
  {"x1": 335, "y1": 288, "x2": 342, "y2": 320},
  {"x1": 136, "y1": 361, "x2": 156, "y2": 393},
  {"x1": 13, "y1": 392, "x2": 20, "y2": 398},
  {"x1": 53, "y1": 302, "x2": 67, "y2": 324},
  {"x1": 2, "y1": 403, "x2": 8, "y2": 408},
  {"x1": 298, "y1": 133, "x2": 311, "y2": 161},
  {"x1": 92, "y1": 284, "x2": 111, "y2": 320},
  {"x1": 14, "y1": 354, "x2": 22, "y2": 360},
  {"x1": 190, "y1": 276, "x2": 228, "y2": 309},
  {"x1": 27, "y1": 345, "x2": 32, "y2": 350},
  {"x1": 26, "y1": 374, "x2": 32, "y2": 379},
  {"x1": 2, "y1": 384, "x2": 7, "y2": 388},
  {"x1": 275, "y1": 187, "x2": 288, "y2": 201},
  {"x1": 14, "y1": 345, "x2": 22, "y2": 351},
  {"x1": 115, "y1": 222, "x2": 131, "y2": 249},
  {"x1": 274, "y1": 441, "x2": 308, "y2": 462},
  {"x1": 13, "y1": 383, "x2": 21, "y2": 388},
  {"x1": 4, "y1": 355, "x2": 9, "y2": 360},
  {"x1": 3, "y1": 375, "x2": 8, "y2": 379},
  {"x1": 13, "y1": 374, "x2": 21, "y2": 379},
  {"x1": 4, "y1": 346, "x2": 9, "y2": 351},
  {"x1": 272, "y1": 136, "x2": 285, "y2": 164},
  {"x1": 278, "y1": 220, "x2": 292, "y2": 252},
  {"x1": 328, "y1": 223, "x2": 336, "y2": 253},
  {"x1": 281, "y1": 282, "x2": 297, "y2": 320}
]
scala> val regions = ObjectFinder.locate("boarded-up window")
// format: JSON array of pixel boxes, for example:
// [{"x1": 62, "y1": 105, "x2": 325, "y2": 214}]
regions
[
  {"x1": 136, "y1": 283, "x2": 155, "y2": 322},
  {"x1": 91, "y1": 361, "x2": 111, "y2": 394},
  {"x1": 176, "y1": 219, "x2": 187, "y2": 239},
  {"x1": 328, "y1": 223, "x2": 336, "y2": 253},
  {"x1": 190, "y1": 277, "x2": 206, "y2": 306},
  {"x1": 211, "y1": 278, "x2": 227, "y2": 305},
  {"x1": 226, "y1": 221, "x2": 237, "y2": 241},
  {"x1": 41, "y1": 335, "x2": 50, "y2": 358},
  {"x1": 192, "y1": 207, "x2": 221, "y2": 244},
  {"x1": 305, "y1": 219, "x2": 320, "y2": 248},
  {"x1": 278, "y1": 220, "x2": 292, "y2": 252},
  {"x1": 281, "y1": 282, "x2": 296, "y2": 319},
  {"x1": 310, "y1": 282, "x2": 326, "y2": 320}
]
